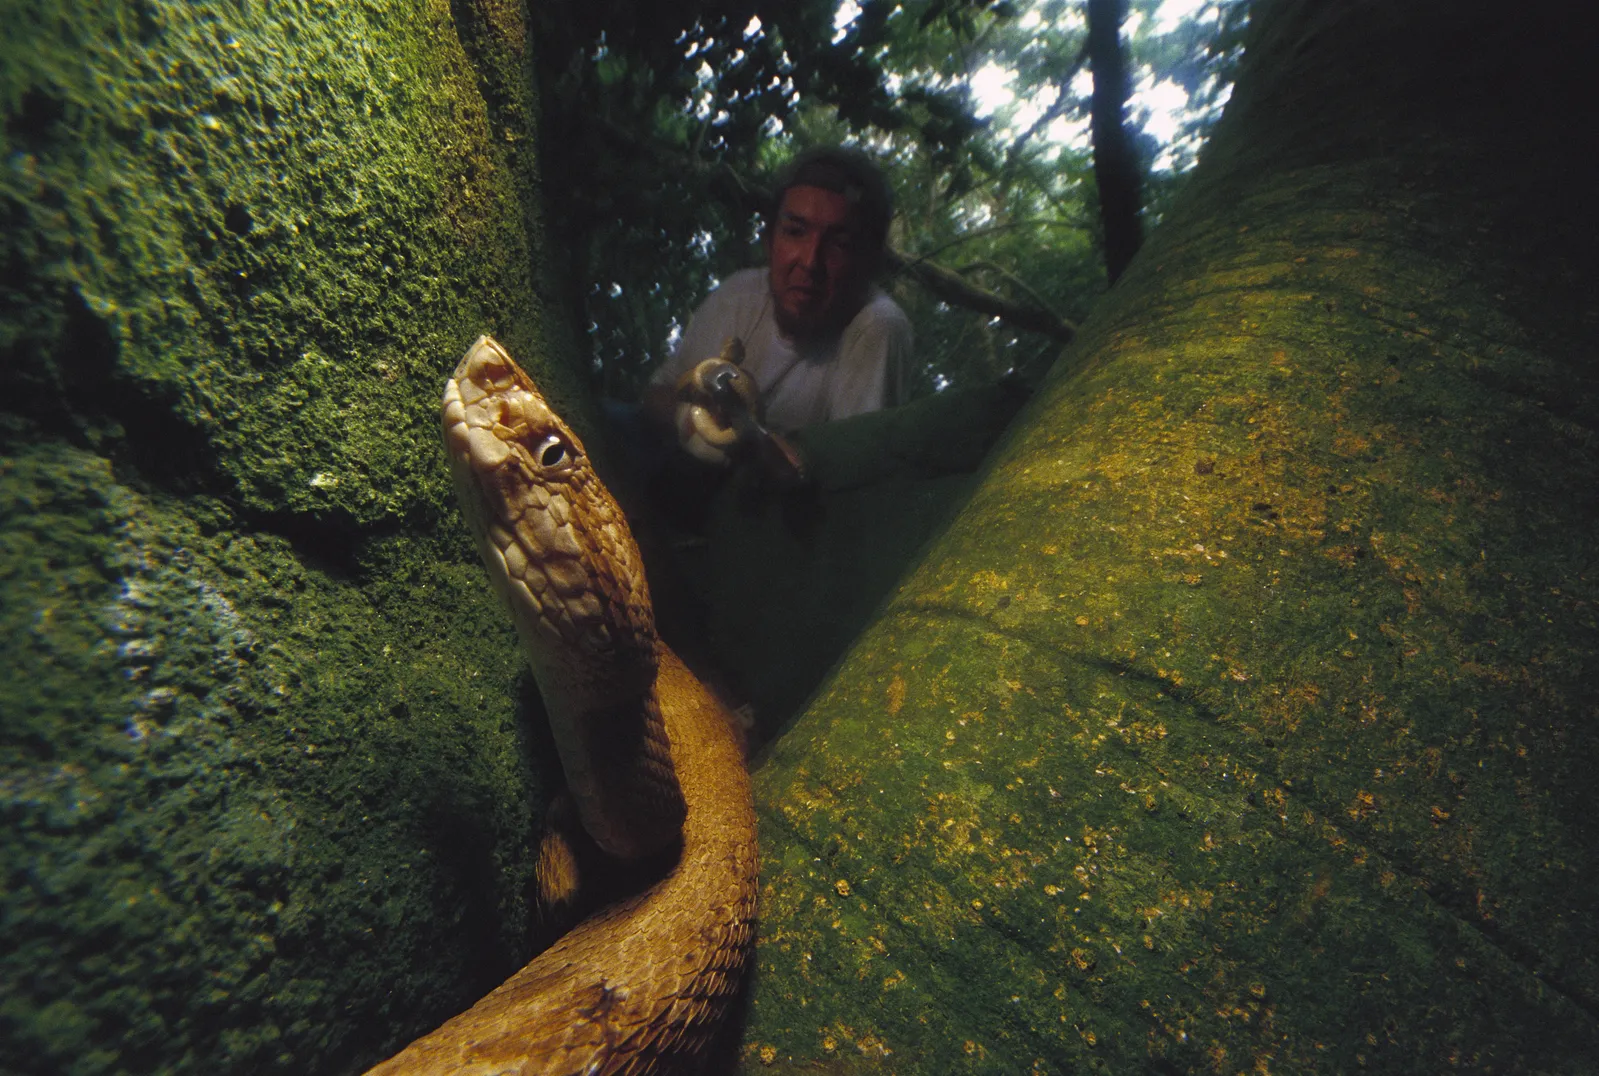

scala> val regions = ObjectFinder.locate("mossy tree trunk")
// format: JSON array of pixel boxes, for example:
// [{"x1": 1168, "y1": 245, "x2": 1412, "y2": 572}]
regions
[
  {"x1": 741, "y1": 1, "x2": 1599, "y2": 1071},
  {"x1": 1, "y1": 1, "x2": 587, "y2": 1072}
]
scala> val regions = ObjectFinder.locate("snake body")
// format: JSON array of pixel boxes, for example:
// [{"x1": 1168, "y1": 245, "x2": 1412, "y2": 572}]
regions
[{"x1": 367, "y1": 336, "x2": 758, "y2": 1075}]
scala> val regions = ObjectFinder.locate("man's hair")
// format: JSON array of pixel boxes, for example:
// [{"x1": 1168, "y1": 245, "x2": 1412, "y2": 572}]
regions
[{"x1": 769, "y1": 146, "x2": 894, "y2": 254}]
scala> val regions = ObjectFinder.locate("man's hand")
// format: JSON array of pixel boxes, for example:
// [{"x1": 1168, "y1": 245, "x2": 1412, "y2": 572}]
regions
[{"x1": 672, "y1": 355, "x2": 760, "y2": 466}]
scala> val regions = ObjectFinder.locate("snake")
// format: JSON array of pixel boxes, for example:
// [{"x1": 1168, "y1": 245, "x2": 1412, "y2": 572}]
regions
[{"x1": 366, "y1": 336, "x2": 759, "y2": 1075}]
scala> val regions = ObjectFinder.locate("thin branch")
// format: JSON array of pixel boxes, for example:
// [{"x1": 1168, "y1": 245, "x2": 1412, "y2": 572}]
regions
[
  {"x1": 952, "y1": 258, "x2": 1065, "y2": 325},
  {"x1": 884, "y1": 248, "x2": 1075, "y2": 341},
  {"x1": 909, "y1": 218, "x2": 1088, "y2": 265}
]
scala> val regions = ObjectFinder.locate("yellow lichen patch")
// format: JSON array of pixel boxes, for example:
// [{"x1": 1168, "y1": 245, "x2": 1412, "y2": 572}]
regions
[
  {"x1": 856, "y1": 1032, "x2": 890, "y2": 1057},
  {"x1": 1116, "y1": 716, "x2": 1169, "y2": 747},
  {"x1": 1355, "y1": 696, "x2": 1388, "y2": 725},
  {"x1": 885, "y1": 674, "x2": 906, "y2": 715},
  {"x1": 920, "y1": 792, "x2": 986, "y2": 865},
  {"x1": 1260, "y1": 787, "x2": 1289, "y2": 820},
  {"x1": 1256, "y1": 681, "x2": 1323, "y2": 736},
  {"x1": 1320, "y1": 543, "x2": 1364, "y2": 568},
  {"x1": 1347, "y1": 790, "x2": 1377, "y2": 821},
  {"x1": 965, "y1": 567, "x2": 1016, "y2": 599},
  {"x1": 1159, "y1": 886, "x2": 1216, "y2": 913}
]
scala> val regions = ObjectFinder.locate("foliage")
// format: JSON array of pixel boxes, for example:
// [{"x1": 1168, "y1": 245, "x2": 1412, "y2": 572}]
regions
[{"x1": 530, "y1": 0, "x2": 1250, "y2": 401}]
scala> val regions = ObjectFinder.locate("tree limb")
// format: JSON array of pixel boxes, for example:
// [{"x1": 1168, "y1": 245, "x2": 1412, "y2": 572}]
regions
[
  {"x1": 912, "y1": 218, "x2": 1090, "y2": 263},
  {"x1": 883, "y1": 248, "x2": 1075, "y2": 341},
  {"x1": 951, "y1": 258, "x2": 1069, "y2": 329}
]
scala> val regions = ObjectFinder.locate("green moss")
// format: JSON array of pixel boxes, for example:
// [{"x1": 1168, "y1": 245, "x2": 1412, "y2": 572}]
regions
[
  {"x1": 1, "y1": 0, "x2": 588, "y2": 521},
  {"x1": 1, "y1": 0, "x2": 576, "y2": 1071},
  {"x1": 1, "y1": 444, "x2": 544, "y2": 1073}
]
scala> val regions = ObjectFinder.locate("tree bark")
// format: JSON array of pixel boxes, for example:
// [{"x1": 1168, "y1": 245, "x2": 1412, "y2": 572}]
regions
[
  {"x1": 1087, "y1": 0, "x2": 1143, "y2": 284},
  {"x1": 0, "y1": 1, "x2": 575, "y2": 1071},
  {"x1": 739, "y1": 0, "x2": 1599, "y2": 1071}
]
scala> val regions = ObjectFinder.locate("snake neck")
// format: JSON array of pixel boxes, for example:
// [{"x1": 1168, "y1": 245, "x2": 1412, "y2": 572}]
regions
[
  {"x1": 442, "y1": 337, "x2": 687, "y2": 859},
  {"x1": 542, "y1": 667, "x2": 685, "y2": 861}
]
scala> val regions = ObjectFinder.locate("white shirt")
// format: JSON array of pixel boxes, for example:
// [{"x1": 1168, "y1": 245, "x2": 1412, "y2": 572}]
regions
[{"x1": 655, "y1": 268, "x2": 912, "y2": 431}]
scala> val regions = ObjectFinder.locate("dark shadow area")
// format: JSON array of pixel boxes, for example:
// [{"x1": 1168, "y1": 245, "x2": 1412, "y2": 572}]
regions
[
  {"x1": 0, "y1": 290, "x2": 219, "y2": 501},
  {"x1": 639, "y1": 377, "x2": 1033, "y2": 744}
]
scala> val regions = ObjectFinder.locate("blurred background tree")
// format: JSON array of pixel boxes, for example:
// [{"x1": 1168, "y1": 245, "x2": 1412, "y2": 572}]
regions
[{"x1": 528, "y1": 0, "x2": 1250, "y2": 403}]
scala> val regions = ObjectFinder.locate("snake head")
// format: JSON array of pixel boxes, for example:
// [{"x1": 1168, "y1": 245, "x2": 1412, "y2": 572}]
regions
[{"x1": 442, "y1": 336, "x2": 657, "y2": 701}]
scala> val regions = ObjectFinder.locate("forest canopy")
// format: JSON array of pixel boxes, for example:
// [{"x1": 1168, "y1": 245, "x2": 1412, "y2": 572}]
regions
[{"x1": 530, "y1": 0, "x2": 1249, "y2": 402}]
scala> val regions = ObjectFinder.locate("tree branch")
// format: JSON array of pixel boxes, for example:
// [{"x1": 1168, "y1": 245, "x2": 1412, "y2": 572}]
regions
[
  {"x1": 952, "y1": 258, "x2": 1069, "y2": 328},
  {"x1": 911, "y1": 218, "x2": 1089, "y2": 264},
  {"x1": 883, "y1": 248, "x2": 1075, "y2": 341}
]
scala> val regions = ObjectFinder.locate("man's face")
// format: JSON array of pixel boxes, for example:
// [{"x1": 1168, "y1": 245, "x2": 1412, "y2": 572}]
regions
[{"x1": 767, "y1": 184, "x2": 873, "y2": 340}]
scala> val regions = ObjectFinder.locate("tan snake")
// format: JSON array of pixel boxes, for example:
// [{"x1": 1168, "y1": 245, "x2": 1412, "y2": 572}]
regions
[{"x1": 366, "y1": 336, "x2": 758, "y2": 1075}]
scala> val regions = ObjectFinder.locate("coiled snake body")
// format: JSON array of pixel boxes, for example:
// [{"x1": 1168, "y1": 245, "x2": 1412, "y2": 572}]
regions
[{"x1": 367, "y1": 337, "x2": 758, "y2": 1074}]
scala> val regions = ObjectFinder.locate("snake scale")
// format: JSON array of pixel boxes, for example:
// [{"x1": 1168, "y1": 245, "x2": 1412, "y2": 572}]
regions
[{"x1": 366, "y1": 336, "x2": 759, "y2": 1075}]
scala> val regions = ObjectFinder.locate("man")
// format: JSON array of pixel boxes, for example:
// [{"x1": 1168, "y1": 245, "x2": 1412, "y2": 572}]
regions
[{"x1": 646, "y1": 147, "x2": 913, "y2": 443}]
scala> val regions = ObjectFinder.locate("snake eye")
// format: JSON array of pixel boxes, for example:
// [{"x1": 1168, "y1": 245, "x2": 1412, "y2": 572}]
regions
[{"x1": 535, "y1": 435, "x2": 572, "y2": 469}]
